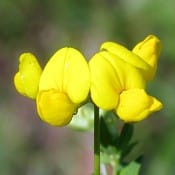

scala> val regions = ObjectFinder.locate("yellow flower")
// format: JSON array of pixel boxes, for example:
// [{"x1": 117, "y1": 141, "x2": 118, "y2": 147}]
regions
[
  {"x1": 14, "y1": 53, "x2": 42, "y2": 99},
  {"x1": 37, "y1": 48, "x2": 90, "y2": 126},
  {"x1": 14, "y1": 48, "x2": 90, "y2": 126},
  {"x1": 89, "y1": 35, "x2": 163, "y2": 122}
]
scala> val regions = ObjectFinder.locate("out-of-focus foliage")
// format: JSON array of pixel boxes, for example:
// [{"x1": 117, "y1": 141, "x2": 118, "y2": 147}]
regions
[{"x1": 0, "y1": 0, "x2": 175, "y2": 174}]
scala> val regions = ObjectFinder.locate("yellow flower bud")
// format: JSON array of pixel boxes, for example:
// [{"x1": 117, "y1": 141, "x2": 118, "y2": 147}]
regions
[
  {"x1": 132, "y1": 35, "x2": 162, "y2": 80},
  {"x1": 14, "y1": 53, "x2": 42, "y2": 99}
]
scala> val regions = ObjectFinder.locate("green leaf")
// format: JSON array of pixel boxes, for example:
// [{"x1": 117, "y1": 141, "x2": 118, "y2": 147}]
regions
[
  {"x1": 118, "y1": 161, "x2": 141, "y2": 175},
  {"x1": 100, "y1": 111, "x2": 118, "y2": 147},
  {"x1": 121, "y1": 141, "x2": 138, "y2": 160},
  {"x1": 118, "y1": 123, "x2": 134, "y2": 150},
  {"x1": 100, "y1": 116, "x2": 114, "y2": 146}
]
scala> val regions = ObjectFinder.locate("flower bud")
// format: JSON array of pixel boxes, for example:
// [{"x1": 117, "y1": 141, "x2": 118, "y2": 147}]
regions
[{"x1": 132, "y1": 35, "x2": 162, "y2": 80}]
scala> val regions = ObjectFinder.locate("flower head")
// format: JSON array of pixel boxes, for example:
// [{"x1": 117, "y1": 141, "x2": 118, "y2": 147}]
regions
[
  {"x1": 89, "y1": 35, "x2": 163, "y2": 122},
  {"x1": 14, "y1": 48, "x2": 90, "y2": 126}
]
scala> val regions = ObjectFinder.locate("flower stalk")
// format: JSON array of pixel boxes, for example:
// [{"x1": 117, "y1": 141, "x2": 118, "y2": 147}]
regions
[{"x1": 94, "y1": 104, "x2": 100, "y2": 175}]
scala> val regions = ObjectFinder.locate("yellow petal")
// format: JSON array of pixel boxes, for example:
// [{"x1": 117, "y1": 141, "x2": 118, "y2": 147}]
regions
[
  {"x1": 101, "y1": 41, "x2": 151, "y2": 72},
  {"x1": 99, "y1": 51, "x2": 146, "y2": 90},
  {"x1": 39, "y1": 47, "x2": 90, "y2": 103},
  {"x1": 14, "y1": 53, "x2": 42, "y2": 99},
  {"x1": 116, "y1": 89, "x2": 163, "y2": 122},
  {"x1": 132, "y1": 35, "x2": 162, "y2": 80},
  {"x1": 37, "y1": 89, "x2": 77, "y2": 126},
  {"x1": 89, "y1": 51, "x2": 121, "y2": 110}
]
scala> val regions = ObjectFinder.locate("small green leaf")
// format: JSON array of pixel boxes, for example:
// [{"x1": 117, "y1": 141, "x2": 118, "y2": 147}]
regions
[
  {"x1": 100, "y1": 116, "x2": 113, "y2": 146},
  {"x1": 100, "y1": 111, "x2": 118, "y2": 147},
  {"x1": 118, "y1": 123, "x2": 134, "y2": 150},
  {"x1": 121, "y1": 141, "x2": 138, "y2": 159},
  {"x1": 118, "y1": 161, "x2": 141, "y2": 175}
]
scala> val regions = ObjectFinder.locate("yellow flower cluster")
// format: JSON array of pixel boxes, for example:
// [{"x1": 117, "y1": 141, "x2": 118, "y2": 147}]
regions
[{"x1": 14, "y1": 35, "x2": 163, "y2": 126}]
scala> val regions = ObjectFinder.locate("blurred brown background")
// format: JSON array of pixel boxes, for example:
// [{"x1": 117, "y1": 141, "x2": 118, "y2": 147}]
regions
[{"x1": 0, "y1": 0, "x2": 175, "y2": 174}]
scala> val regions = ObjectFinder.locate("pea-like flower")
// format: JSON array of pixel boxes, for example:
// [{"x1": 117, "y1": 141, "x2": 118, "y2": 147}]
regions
[
  {"x1": 14, "y1": 48, "x2": 90, "y2": 126},
  {"x1": 89, "y1": 35, "x2": 163, "y2": 122}
]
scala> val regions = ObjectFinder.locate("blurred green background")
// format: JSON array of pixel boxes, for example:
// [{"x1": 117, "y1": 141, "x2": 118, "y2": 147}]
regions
[{"x1": 0, "y1": 0, "x2": 175, "y2": 174}]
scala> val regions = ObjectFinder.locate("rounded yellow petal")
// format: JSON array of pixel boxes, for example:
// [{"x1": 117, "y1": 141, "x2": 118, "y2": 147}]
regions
[
  {"x1": 116, "y1": 89, "x2": 163, "y2": 122},
  {"x1": 14, "y1": 53, "x2": 42, "y2": 99},
  {"x1": 37, "y1": 89, "x2": 77, "y2": 126},
  {"x1": 89, "y1": 51, "x2": 121, "y2": 110},
  {"x1": 132, "y1": 35, "x2": 162, "y2": 80},
  {"x1": 101, "y1": 41, "x2": 151, "y2": 72},
  {"x1": 39, "y1": 47, "x2": 90, "y2": 103},
  {"x1": 63, "y1": 48, "x2": 90, "y2": 103}
]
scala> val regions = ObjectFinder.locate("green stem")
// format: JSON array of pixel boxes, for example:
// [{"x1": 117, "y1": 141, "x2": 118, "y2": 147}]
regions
[{"x1": 94, "y1": 104, "x2": 100, "y2": 175}]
